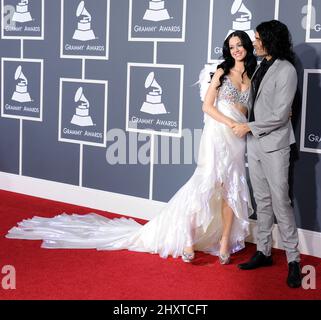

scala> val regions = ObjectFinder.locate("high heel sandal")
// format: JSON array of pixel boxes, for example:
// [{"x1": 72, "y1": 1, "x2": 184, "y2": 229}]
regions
[
  {"x1": 219, "y1": 253, "x2": 231, "y2": 265},
  {"x1": 219, "y1": 238, "x2": 231, "y2": 265},
  {"x1": 182, "y1": 251, "x2": 195, "y2": 263}
]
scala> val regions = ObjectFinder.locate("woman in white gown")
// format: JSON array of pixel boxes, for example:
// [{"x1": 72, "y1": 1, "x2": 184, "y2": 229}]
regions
[{"x1": 6, "y1": 31, "x2": 257, "y2": 264}]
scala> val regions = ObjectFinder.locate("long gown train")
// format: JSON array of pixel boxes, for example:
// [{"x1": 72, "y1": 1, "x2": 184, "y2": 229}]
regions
[{"x1": 6, "y1": 65, "x2": 253, "y2": 258}]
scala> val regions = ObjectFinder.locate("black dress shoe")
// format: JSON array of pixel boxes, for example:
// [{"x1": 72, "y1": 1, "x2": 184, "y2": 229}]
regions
[
  {"x1": 238, "y1": 251, "x2": 273, "y2": 270},
  {"x1": 287, "y1": 261, "x2": 302, "y2": 288}
]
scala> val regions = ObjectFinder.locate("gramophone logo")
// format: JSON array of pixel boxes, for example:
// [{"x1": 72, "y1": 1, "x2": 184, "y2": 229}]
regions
[
  {"x1": 11, "y1": 65, "x2": 32, "y2": 103},
  {"x1": 140, "y1": 72, "x2": 167, "y2": 115},
  {"x1": 143, "y1": 0, "x2": 170, "y2": 22},
  {"x1": 226, "y1": 0, "x2": 255, "y2": 40},
  {"x1": 71, "y1": 87, "x2": 94, "y2": 126},
  {"x1": 129, "y1": 0, "x2": 186, "y2": 42},
  {"x1": 72, "y1": 1, "x2": 96, "y2": 41},
  {"x1": 12, "y1": 0, "x2": 32, "y2": 23}
]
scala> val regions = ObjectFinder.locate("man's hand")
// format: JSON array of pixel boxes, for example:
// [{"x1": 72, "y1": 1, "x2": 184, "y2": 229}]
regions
[{"x1": 232, "y1": 123, "x2": 251, "y2": 138}]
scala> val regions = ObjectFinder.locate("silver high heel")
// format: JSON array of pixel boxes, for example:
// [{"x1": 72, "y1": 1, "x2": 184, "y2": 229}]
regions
[
  {"x1": 219, "y1": 237, "x2": 231, "y2": 264},
  {"x1": 219, "y1": 253, "x2": 231, "y2": 265},
  {"x1": 182, "y1": 251, "x2": 195, "y2": 263}
]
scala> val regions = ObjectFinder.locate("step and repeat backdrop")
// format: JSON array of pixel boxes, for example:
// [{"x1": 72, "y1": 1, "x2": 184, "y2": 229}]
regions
[{"x1": 0, "y1": 1, "x2": 320, "y2": 234}]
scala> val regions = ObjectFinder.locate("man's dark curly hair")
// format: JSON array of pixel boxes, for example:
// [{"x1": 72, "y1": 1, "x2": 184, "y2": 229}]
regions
[{"x1": 256, "y1": 20, "x2": 295, "y2": 65}]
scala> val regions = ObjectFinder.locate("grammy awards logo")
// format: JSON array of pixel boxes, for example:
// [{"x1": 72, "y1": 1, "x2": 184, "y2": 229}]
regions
[
  {"x1": 143, "y1": 0, "x2": 170, "y2": 22},
  {"x1": 226, "y1": 0, "x2": 255, "y2": 40},
  {"x1": 12, "y1": 0, "x2": 33, "y2": 23},
  {"x1": 71, "y1": 87, "x2": 94, "y2": 126},
  {"x1": 73, "y1": 1, "x2": 96, "y2": 41},
  {"x1": 11, "y1": 65, "x2": 32, "y2": 103},
  {"x1": 140, "y1": 72, "x2": 167, "y2": 115}
]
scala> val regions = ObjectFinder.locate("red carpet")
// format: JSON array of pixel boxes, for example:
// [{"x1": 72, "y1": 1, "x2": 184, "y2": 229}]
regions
[{"x1": 0, "y1": 190, "x2": 320, "y2": 300}]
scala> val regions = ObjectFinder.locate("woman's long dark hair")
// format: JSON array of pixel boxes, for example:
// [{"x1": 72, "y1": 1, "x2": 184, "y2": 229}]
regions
[
  {"x1": 214, "y1": 30, "x2": 257, "y2": 89},
  {"x1": 256, "y1": 20, "x2": 295, "y2": 65}
]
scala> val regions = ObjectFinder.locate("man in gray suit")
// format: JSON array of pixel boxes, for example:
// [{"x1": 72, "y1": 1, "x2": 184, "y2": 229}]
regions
[{"x1": 232, "y1": 20, "x2": 301, "y2": 288}]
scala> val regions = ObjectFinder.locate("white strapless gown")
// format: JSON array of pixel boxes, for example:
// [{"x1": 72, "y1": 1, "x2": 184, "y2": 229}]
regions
[{"x1": 6, "y1": 66, "x2": 253, "y2": 258}]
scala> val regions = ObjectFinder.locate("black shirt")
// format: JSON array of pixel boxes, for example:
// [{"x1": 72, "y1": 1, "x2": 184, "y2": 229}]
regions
[{"x1": 249, "y1": 58, "x2": 275, "y2": 122}]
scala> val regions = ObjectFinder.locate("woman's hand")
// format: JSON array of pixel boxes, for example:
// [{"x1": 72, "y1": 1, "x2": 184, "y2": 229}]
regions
[
  {"x1": 232, "y1": 123, "x2": 251, "y2": 138},
  {"x1": 228, "y1": 120, "x2": 238, "y2": 129}
]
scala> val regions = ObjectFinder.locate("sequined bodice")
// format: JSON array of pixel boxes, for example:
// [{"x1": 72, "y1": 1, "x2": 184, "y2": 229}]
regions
[{"x1": 217, "y1": 76, "x2": 249, "y2": 107}]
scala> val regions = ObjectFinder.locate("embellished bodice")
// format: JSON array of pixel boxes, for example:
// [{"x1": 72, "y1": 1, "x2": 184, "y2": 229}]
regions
[{"x1": 217, "y1": 76, "x2": 249, "y2": 107}]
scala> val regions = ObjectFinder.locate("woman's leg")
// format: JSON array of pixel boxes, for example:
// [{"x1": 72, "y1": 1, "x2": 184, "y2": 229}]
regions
[
  {"x1": 182, "y1": 218, "x2": 196, "y2": 262},
  {"x1": 220, "y1": 199, "x2": 234, "y2": 255},
  {"x1": 183, "y1": 231, "x2": 195, "y2": 255},
  {"x1": 183, "y1": 246, "x2": 194, "y2": 254}
]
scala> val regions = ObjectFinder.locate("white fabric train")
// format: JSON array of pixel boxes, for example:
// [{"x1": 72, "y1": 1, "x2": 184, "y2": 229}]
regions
[{"x1": 7, "y1": 65, "x2": 253, "y2": 258}]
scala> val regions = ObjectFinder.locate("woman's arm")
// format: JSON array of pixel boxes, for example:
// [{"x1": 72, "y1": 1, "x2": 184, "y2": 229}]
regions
[{"x1": 202, "y1": 68, "x2": 237, "y2": 128}]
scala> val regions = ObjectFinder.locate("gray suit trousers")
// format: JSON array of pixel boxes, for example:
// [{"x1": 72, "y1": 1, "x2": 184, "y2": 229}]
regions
[{"x1": 247, "y1": 135, "x2": 300, "y2": 263}]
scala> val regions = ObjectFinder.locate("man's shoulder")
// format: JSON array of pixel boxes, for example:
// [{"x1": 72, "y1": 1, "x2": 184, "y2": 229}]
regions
[
  {"x1": 274, "y1": 59, "x2": 297, "y2": 79},
  {"x1": 275, "y1": 59, "x2": 296, "y2": 71}
]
